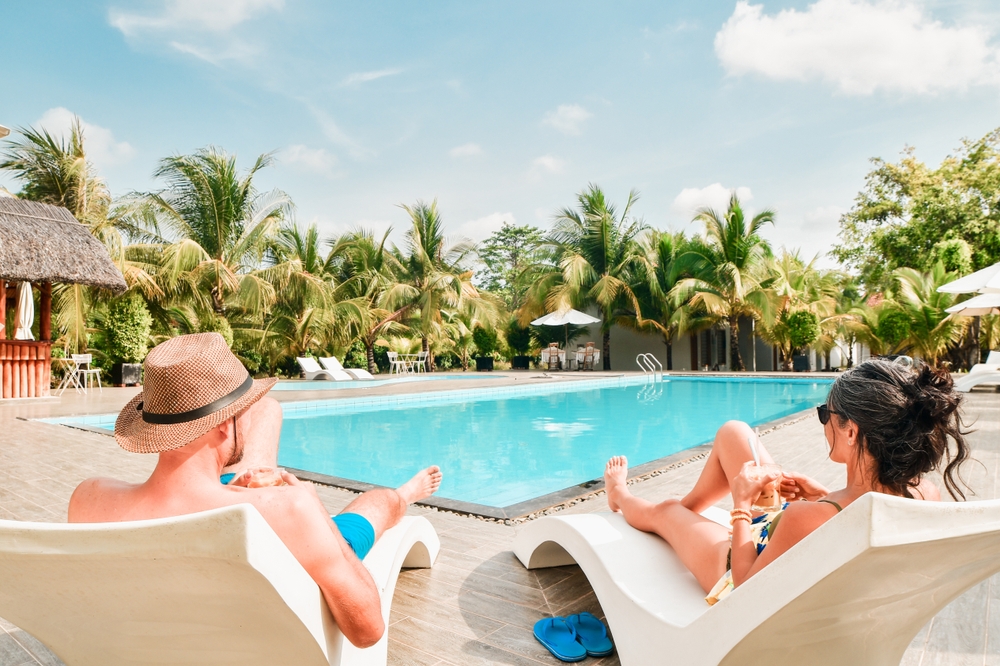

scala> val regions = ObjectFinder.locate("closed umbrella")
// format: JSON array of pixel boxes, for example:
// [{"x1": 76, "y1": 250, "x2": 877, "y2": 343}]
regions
[
  {"x1": 531, "y1": 308, "x2": 600, "y2": 348},
  {"x1": 13, "y1": 282, "x2": 34, "y2": 341},
  {"x1": 946, "y1": 292, "x2": 1000, "y2": 316},
  {"x1": 937, "y1": 261, "x2": 1000, "y2": 294}
]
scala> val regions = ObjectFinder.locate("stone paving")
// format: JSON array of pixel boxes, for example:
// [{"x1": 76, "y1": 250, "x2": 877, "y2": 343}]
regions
[{"x1": 0, "y1": 377, "x2": 997, "y2": 665}]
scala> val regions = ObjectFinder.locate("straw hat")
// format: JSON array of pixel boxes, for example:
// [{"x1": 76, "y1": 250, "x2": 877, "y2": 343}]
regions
[{"x1": 115, "y1": 333, "x2": 277, "y2": 453}]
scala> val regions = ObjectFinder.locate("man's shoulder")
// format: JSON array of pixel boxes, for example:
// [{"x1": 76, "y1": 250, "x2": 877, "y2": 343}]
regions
[{"x1": 68, "y1": 477, "x2": 139, "y2": 522}]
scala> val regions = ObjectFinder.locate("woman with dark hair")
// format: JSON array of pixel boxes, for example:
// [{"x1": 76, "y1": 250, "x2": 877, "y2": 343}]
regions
[{"x1": 603, "y1": 358, "x2": 971, "y2": 604}]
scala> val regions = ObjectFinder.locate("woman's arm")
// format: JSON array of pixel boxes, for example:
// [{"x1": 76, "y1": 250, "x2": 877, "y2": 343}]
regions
[
  {"x1": 780, "y1": 472, "x2": 831, "y2": 502},
  {"x1": 728, "y1": 462, "x2": 781, "y2": 586}
]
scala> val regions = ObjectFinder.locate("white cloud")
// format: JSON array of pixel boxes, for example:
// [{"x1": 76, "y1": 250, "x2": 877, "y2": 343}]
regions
[
  {"x1": 541, "y1": 104, "x2": 592, "y2": 135},
  {"x1": 109, "y1": 0, "x2": 282, "y2": 64},
  {"x1": 715, "y1": 0, "x2": 1000, "y2": 95},
  {"x1": 280, "y1": 144, "x2": 340, "y2": 179},
  {"x1": 456, "y1": 212, "x2": 515, "y2": 241},
  {"x1": 531, "y1": 155, "x2": 565, "y2": 175},
  {"x1": 109, "y1": 0, "x2": 283, "y2": 35},
  {"x1": 307, "y1": 105, "x2": 374, "y2": 160},
  {"x1": 671, "y1": 183, "x2": 753, "y2": 218},
  {"x1": 449, "y1": 143, "x2": 482, "y2": 158},
  {"x1": 341, "y1": 68, "x2": 402, "y2": 86},
  {"x1": 35, "y1": 108, "x2": 135, "y2": 168}
]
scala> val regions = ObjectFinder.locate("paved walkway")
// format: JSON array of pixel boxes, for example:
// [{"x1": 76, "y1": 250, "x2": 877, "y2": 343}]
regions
[{"x1": 0, "y1": 380, "x2": 997, "y2": 665}]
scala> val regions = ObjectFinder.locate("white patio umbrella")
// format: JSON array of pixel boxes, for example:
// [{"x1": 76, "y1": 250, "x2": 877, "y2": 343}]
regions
[
  {"x1": 946, "y1": 292, "x2": 1000, "y2": 316},
  {"x1": 13, "y1": 281, "x2": 34, "y2": 340},
  {"x1": 937, "y1": 261, "x2": 1000, "y2": 294},
  {"x1": 530, "y1": 308, "x2": 600, "y2": 348}
]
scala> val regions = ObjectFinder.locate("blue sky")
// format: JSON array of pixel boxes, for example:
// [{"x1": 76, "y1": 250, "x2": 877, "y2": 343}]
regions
[{"x1": 2, "y1": 0, "x2": 1000, "y2": 268}]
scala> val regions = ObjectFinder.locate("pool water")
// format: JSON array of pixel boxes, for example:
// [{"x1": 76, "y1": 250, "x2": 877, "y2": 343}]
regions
[
  {"x1": 278, "y1": 376, "x2": 832, "y2": 508},
  {"x1": 271, "y1": 374, "x2": 505, "y2": 391}
]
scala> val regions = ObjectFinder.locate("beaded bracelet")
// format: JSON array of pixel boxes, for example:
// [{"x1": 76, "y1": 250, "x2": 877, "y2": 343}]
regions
[
  {"x1": 730, "y1": 514, "x2": 752, "y2": 526},
  {"x1": 729, "y1": 508, "x2": 752, "y2": 526}
]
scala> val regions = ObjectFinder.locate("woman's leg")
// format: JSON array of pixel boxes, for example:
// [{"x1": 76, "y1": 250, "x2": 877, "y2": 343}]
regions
[
  {"x1": 605, "y1": 456, "x2": 730, "y2": 592},
  {"x1": 680, "y1": 420, "x2": 775, "y2": 513}
]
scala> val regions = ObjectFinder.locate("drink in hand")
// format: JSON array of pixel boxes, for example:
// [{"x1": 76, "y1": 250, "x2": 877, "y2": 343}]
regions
[
  {"x1": 245, "y1": 467, "x2": 287, "y2": 488},
  {"x1": 748, "y1": 463, "x2": 782, "y2": 512}
]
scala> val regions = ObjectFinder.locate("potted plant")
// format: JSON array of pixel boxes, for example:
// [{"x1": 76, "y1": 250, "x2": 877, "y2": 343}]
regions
[
  {"x1": 506, "y1": 320, "x2": 532, "y2": 370},
  {"x1": 786, "y1": 310, "x2": 819, "y2": 373},
  {"x1": 473, "y1": 326, "x2": 498, "y2": 371},
  {"x1": 106, "y1": 293, "x2": 152, "y2": 386}
]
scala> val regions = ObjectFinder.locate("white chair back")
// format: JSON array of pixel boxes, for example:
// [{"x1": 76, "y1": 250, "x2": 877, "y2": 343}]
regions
[
  {"x1": 296, "y1": 357, "x2": 322, "y2": 373},
  {"x1": 70, "y1": 354, "x2": 92, "y2": 366},
  {"x1": 987, "y1": 350, "x2": 1000, "y2": 365}
]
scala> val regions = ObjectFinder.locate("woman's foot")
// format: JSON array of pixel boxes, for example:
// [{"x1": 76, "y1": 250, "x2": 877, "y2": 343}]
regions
[
  {"x1": 604, "y1": 456, "x2": 629, "y2": 512},
  {"x1": 397, "y1": 466, "x2": 443, "y2": 504}
]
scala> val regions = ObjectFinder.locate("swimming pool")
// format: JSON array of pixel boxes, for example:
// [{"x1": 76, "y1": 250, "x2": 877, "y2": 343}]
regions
[
  {"x1": 271, "y1": 373, "x2": 505, "y2": 391},
  {"x1": 51, "y1": 376, "x2": 833, "y2": 513}
]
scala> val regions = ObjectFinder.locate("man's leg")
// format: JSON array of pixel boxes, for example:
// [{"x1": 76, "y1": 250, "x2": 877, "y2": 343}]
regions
[{"x1": 333, "y1": 466, "x2": 442, "y2": 558}]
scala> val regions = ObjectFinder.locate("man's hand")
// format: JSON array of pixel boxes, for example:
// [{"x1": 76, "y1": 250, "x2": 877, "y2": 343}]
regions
[{"x1": 780, "y1": 471, "x2": 830, "y2": 502}]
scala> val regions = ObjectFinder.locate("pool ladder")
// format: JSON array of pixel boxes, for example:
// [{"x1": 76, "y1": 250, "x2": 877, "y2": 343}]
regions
[{"x1": 636, "y1": 353, "x2": 663, "y2": 384}]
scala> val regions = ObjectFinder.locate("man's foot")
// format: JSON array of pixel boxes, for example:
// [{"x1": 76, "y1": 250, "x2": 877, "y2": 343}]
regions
[
  {"x1": 397, "y1": 466, "x2": 443, "y2": 505},
  {"x1": 604, "y1": 456, "x2": 629, "y2": 512}
]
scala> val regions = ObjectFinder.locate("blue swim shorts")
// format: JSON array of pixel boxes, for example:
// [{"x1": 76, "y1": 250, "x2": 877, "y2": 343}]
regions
[
  {"x1": 332, "y1": 512, "x2": 376, "y2": 560},
  {"x1": 218, "y1": 474, "x2": 375, "y2": 560}
]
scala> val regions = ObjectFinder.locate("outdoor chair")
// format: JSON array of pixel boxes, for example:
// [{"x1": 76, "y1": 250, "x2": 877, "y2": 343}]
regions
[
  {"x1": 71, "y1": 353, "x2": 102, "y2": 393},
  {"x1": 412, "y1": 351, "x2": 428, "y2": 373},
  {"x1": 954, "y1": 350, "x2": 1000, "y2": 392},
  {"x1": 296, "y1": 357, "x2": 344, "y2": 381},
  {"x1": 387, "y1": 352, "x2": 407, "y2": 375},
  {"x1": 513, "y1": 493, "x2": 1000, "y2": 666},
  {"x1": 543, "y1": 344, "x2": 562, "y2": 371},
  {"x1": 56, "y1": 356, "x2": 84, "y2": 395},
  {"x1": 0, "y1": 504, "x2": 440, "y2": 666},
  {"x1": 320, "y1": 357, "x2": 375, "y2": 380}
]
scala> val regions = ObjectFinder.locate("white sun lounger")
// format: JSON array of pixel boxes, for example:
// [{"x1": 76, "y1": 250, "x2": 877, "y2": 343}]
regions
[
  {"x1": 953, "y1": 350, "x2": 1000, "y2": 392},
  {"x1": 0, "y1": 504, "x2": 439, "y2": 666},
  {"x1": 298, "y1": 356, "x2": 351, "y2": 381},
  {"x1": 513, "y1": 493, "x2": 1000, "y2": 666},
  {"x1": 320, "y1": 356, "x2": 375, "y2": 380}
]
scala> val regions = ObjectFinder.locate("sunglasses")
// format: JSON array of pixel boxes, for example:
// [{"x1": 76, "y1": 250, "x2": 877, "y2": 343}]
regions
[{"x1": 816, "y1": 404, "x2": 844, "y2": 425}]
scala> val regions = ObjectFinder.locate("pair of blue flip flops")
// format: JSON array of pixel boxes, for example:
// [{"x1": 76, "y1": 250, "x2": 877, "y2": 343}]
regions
[{"x1": 533, "y1": 612, "x2": 614, "y2": 662}]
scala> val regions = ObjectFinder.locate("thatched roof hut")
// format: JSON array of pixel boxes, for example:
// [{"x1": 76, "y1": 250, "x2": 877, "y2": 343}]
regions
[{"x1": 0, "y1": 198, "x2": 126, "y2": 293}]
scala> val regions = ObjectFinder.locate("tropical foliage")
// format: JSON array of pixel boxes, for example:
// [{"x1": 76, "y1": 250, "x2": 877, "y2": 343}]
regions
[{"x1": 0, "y1": 115, "x2": 989, "y2": 379}]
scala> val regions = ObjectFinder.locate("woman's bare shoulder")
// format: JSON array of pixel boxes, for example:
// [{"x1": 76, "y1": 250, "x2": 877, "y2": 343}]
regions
[{"x1": 774, "y1": 500, "x2": 841, "y2": 541}]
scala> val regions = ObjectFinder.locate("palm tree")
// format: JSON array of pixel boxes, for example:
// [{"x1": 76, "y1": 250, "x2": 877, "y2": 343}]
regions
[
  {"x1": 674, "y1": 193, "x2": 775, "y2": 371},
  {"x1": 893, "y1": 263, "x2": 968, "y2": 366},
  {"x1": 394, "y1": 200, "x2": 482, "y2": 370},
  {"x1": 0, "y1": 119, "x2": 157, "y2": 353},
  {"x1": 140, "y1": 147, "x2": 289, "y2": 322},
  {"x1": 541, "y1": 184, "x2": 647, "y2": 370},
  {"x1": 629, "y1": 230, "x2": 690, "y2": 369}
]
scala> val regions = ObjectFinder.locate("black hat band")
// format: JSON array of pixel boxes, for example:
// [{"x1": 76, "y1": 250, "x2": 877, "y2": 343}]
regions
[{"x1": 140, "y1": 374, "x2": 254, "y2": 425}]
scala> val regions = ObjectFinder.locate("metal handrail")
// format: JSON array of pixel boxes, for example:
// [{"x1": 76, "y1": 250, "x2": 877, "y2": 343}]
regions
[{"x1": 636, "y1": 353, "x2": 663, "y2": 383}]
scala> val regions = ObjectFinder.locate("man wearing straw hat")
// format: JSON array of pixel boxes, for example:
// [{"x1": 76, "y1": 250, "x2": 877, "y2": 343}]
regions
[{"x1": 68, "y1": 333, "x2": 442, "y2": 648}]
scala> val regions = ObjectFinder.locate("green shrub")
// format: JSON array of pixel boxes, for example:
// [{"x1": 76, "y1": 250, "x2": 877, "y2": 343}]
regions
[
  {"x1": 344, "y1": 340, "x2": 368, "y2": 369},
  {"x1": 473, "y1": 326, "x2": 498, "y2": 357},
  {"x1": 877, "y1": 308, "x2": 911, "y2": 351},
  {"x1": 105, "y1": 293, "x2": 153, "y2": 364},
  {"x1": 932, "y1": 239, "x2": 973, "y2": 275},
  {"x1": 505, "y1": 320, "x2": 532, "y2": 356},
  {"x1": 785, "y1": 310, "x2": 819, "y2": 352}
]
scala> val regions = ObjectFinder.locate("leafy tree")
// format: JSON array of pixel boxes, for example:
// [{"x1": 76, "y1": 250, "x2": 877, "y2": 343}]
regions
[
  {"x1": 674, "y1": 193, "x2": 775, "y2": 371},
  {"x1": 104, "y1": 292, "x2": 153, "y2": 364},
  {"x1": 477, "y1": 222, "x2": 545, "y2": 309},
  {"x1": 893, "y1": 263, "x2": 967, "y2": 366},
  {"x1": 505, "y1": 319, "x2": 532, "y2": 356},
  {"x1": 876, "y1": 309, "x2": 911, "y2": 352},
  {"x1": 786, "y1": 310, "x2": 820, "y2": 352},
  {"x1": 472, "y1": 325, "x2": 498, "y2": 357},
  {"x1": 833, "y1": 129, "x2": 1000, "y2": 290},
  {"x1": 527, "y1": 184, "x2": 647, "y2": 370}
]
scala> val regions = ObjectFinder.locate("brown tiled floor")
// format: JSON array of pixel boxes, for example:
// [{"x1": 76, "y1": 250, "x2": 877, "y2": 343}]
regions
[{"x1": 0, "y1": 382, "x2": 998, "y2": 665}]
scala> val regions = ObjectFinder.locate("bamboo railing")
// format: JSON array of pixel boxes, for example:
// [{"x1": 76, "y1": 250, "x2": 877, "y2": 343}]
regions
[{"x1": 0, "y1": 340, "x2": 51, "y2": 399}]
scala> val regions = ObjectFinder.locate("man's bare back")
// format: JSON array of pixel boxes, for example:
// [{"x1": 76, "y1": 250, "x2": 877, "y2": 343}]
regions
[{"x1": 68, "y1": 334, "x2": 442, "y2": 648}]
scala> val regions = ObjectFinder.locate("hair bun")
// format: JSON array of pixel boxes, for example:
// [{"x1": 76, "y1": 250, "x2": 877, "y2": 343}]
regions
[{"x1": 907, "y1": 366, "x2": 959, "y2": 425}]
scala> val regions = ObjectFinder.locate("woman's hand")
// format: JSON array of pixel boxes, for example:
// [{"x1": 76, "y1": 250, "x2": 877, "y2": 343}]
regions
[
  {"x1": 731, "y1": 461, "x2": 780, "y2": 510},
  {"x1": 780, "y1": 471, "x2": 830, "y2": 502}
]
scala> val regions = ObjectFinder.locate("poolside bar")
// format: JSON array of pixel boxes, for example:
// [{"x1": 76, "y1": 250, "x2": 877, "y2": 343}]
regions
[{"x1": 0, "y1": 197, "x2": 126, "y2": 399}]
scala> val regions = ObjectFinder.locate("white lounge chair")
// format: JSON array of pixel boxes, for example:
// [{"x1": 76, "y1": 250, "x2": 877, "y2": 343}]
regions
[
  {"x1": 297, "y1": 356, "x2": 350, "y2": 381},
  {"x1": 954, "y1": 350, "x2": 1000, "y2": 392},
  {"x1": 320, "y1": 356, "x2": 375, "y2": 380},
  {"x1": 0, "y1": 504, "x2": 439, "y2": 666},
  {"x1": 513, "y1": 493, "x2": 1000, "y2": 666}
]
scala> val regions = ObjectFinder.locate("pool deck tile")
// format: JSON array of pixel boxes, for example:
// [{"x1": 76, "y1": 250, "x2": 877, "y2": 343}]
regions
[{"x1": 0, "y1": 377, "x2": 997, "y2": 665}]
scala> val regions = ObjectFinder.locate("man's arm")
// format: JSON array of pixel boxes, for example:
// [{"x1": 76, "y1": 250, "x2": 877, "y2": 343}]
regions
[{"x1": 260, "y1": 486, "x2": 385, "y2": 648}]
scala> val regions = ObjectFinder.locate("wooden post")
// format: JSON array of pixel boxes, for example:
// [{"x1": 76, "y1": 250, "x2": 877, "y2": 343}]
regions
[
  {"x1": 0, "y1": 279, "x2": 5, "y2": 340},
  {"x1": 27, "y1": 345, "x2": 35, "y2": 398},
  {"x1": 0, "y1": 342, "x2": 6, "y2": 398},
  {"x1": 690, "y1": 334, "x2": 699, "y2": 371},
  {"x1": 39, "y1": 282, "x2": 51, "y2": 342}
]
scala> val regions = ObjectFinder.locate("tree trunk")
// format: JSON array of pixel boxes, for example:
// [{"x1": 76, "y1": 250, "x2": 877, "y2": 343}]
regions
[
  {"x1": 664, "y1": 335, "x2": 673, "y2": 371},
  {"x1": 366, "y1": 341, "x2": 376, "y2": 375},
  {"x1": 602, "y1": 329, "x2": 611, "y2": 370},
  {"x1": 971, "y1": 316, "x2": 982, "y2": 368},
  {"x1": 749, "y1": 317, "x2": 756, "y2": 372},
  {"x1": 847, "y1": 337, "x2": 854, "y2": 368},
  {"x1": 728, "y1": 316, "x2": 744, "y2": 371},
  {"x1": 422, "y1": 336, "x2": 432, "y2": 371}
]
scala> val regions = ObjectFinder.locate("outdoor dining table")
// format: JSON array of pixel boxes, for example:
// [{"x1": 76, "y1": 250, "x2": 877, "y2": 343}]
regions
[
  {"x1": 53, "y1": 357, "x2": 83, "y2": 395},
  {"x1": 398, "y1": 354, "x2": 424, "y2": 373}
]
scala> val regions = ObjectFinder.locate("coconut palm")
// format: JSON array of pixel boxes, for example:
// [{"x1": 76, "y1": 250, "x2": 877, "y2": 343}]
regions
[
  {"x1": 674, "y1": 193, "x2": 775, "y2": 371},
  {"x1": 539, "y1": 184, "x2": 647, "y2": 370},
  {"x1": 140, "y1": 147, "x2": 289, "y2": 323},
  {"x1": 0, "y1": 119, "x2": 157, "y2": 353},
  {"x1": 893, "y1": 263, "x2": 968, "y2": 366},
  {"x1": 627, "y1": 230, "x2": 692, "y2": 369},
  {"x1": 393, "y1": 200, "x2": 484, "y2": 370}
]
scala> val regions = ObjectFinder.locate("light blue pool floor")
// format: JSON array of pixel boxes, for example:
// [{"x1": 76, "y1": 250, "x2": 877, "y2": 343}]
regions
[{"x1": 279, "y1": 377, "x2": 832, "y2": 507}]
